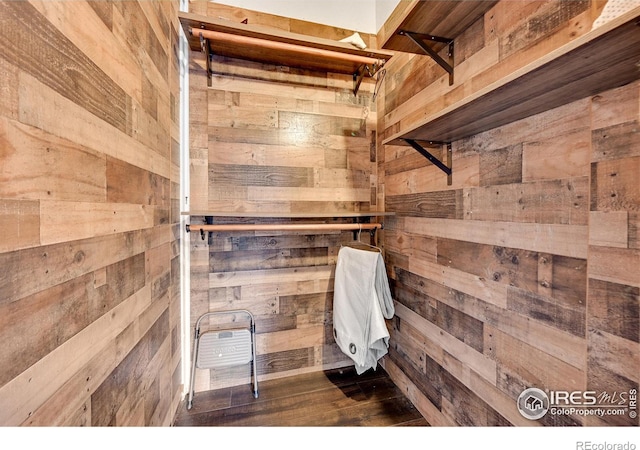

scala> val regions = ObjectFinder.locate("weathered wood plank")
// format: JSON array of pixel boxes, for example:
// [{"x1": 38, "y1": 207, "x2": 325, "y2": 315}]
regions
[
  {"x1": 522, "y1": 129, "x2": 591, "y2": 181},
  {"x1": 389, "y1": 318, "x2": 429, "y2": 376},
  {"x1": 394, "y1": 268, "x2": 484, "y2": 352},
  {"x1": 91, "y1": 304, "x2": 169, "y2": 426},
  {"x1": 208, "y1": 104, "x2": 278, "y2": 129},
  {"x1": 0, "y1": 227, "x2": 166, "y2": 306},
  {"x1": 587, "y1": 328, "x2": 639, "y2": 426},
  {"x1": 257, "y1": 347, "x2": 315, "y2": 376},
  {"x1": 630, "y1": 212, "x2": 640, "y2": 250},
  {"x1": 383, "y1": 356, "x2": 454, "y2": 426},
  {"x1": 0, "y1": 252, "x2": 146, "y2": 387},
  {"x1": 256, "y1": 325, "x2": 324, "y2": 355},
  {"x1": 209, "y1": 141, "x2": 326, "y2": 168},
  {"x1": 0, "y1": 283, "x2": 152, "y2": 426},
  {"x1": 209, "y1": 164, "x2": 313, "y2": 188},
  {"x1": 550, "y1": 254, "x2": 588, "y2": 306},
  {"x1": 0, "y1": 117, "x2": 106, "y2": 202},
  {"x1": 591, "y1": 155, "x2": 640, "y2": 212},
  {"x1": 591, "y1": 121, "x2": 640, "y2": 163},
  {"x1": 498, "y1": 1, "x2": 590, "y2": 59},
  {"x1": 209, "y1": 265, "x2": 333, "y2": 289},
  {"x1": 209, "y1": 231, "x2": 340, "y2": 253},
  {"x1": 468, "y1": 367, "x2": 544, "y2": 427},
  {"x1": 588, "y1": 278, "x2": 639, "y2": 343},
  {"x1": 506, "y1": 286, "x2": 585, "y2": 337},
  {"x1": 394, "y1": 260, "x2": 587, "y2": 370},
  {"x1": 315, "y1": 168, "x2": 369, "y2": 189},
  {"x1": 589, "y1": 211, "x2": 629, "y2": 248},
  {"x1": 246, "y1": 186, "x2": 371, "y2": 203},
  {"x1": 208, "y1": 73, "x2": 336, "y2": 103},
  {"x1": 112, "y1": 1, "x2": 168, "y2": 84},
  {"x1": 209, "y1": 124, "x2": 368, "y2": 153},
  {"x1": 590, "y1": 82, "x2": 639, "y2": 132},
  {"x1": 394, "y1": 302, "x2": 496, "y2": 385},
  {"x1": 0, "y1": 1, "x2": 128, "y2": 133},
  {"x1": 403, "y1": 217, "x2": 588, "y2": 259},
  {"x1": 107, "y1": 157, "x2": 168, "y2": 207},
  {"x1": 588, "y1": 327, "x2": 639, "y2": 384},
  {"x1": 436, "y1": 238, "x2": 539, "y2": 292},
  {"x1": 440, "y1": 365, "x2": 511, "y2": 427},
  {"x1": 0, "y1": 200, "x2": 40, "y2": 253},
  {"x1": 209, "y1": 247, "x2": 328, "y2": 272},
  {"x1": 387, "y1": 190, "x2": 464, "y2": 219},
  {"x1": 28, "y1": 0, "x2": 145, "y2": 108},
  {"x1": 0, "y1": 56, "x2": 18, "y2": 120},
  {"x1": 40, "y1": 201, "x2": 155, "y2": 245},
  {"x1": 0, "y1": 0, "x2": 179, "y2": 428},
  {"x1": 464, "y1": 177, "x2": 589, "y2": 225},
  {"x1": 479, "y1": 144, "x2": 522, "y2": 186},
  {"x1": 18, "y1": 72, "x2": 170, "y2": 179},
  {"x1": 486, "y1": 325, "x2": 586, "y2": 394},
  {"x1": 387, "y1": 342, "x2": 440, "y2": 411},
  {"x1": 588, "y1": 246, "x2": 640, "y2": 287},
  {"x1": 409, "y1": 256, "x2": 509, "y2": 309},
  {"x1": 385, "y1": 153, "x2": 479, "y2": 195},
  {"x1": 278, "y1": 110, "x2": 368, "y2": 138}
]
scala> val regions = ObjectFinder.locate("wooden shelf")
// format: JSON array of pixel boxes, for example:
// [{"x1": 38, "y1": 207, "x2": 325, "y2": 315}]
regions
[
  {"x1": 383, "y1": 7, "x2": 640, "y2": 146},
  {"x1": 183, "y1": 211, "x2": 394, "y2": 243},
  {"x1": 179, "y1": 11, "x2": 393, "y2": 93},
  {"x1": 379, "y1": 0, "x2": 498, "y2": 53},
  {"x1": 182, "y1": 211, "x2": 395, "y2": 218}
]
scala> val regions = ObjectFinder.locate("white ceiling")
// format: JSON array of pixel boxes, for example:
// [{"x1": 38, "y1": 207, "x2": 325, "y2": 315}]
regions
[{"x1": 208, "y1": 0, "x2": 400, "y2": 34}]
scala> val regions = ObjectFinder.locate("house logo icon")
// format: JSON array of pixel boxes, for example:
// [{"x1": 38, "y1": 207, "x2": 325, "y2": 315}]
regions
[{"x1": 517, "y1": 388, "x2": 550, "y2": 420}]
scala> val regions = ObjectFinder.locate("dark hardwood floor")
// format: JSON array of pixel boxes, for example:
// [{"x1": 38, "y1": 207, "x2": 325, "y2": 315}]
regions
[{"x1": 173, "y1": 366, "x2": 429, "y2": 427}]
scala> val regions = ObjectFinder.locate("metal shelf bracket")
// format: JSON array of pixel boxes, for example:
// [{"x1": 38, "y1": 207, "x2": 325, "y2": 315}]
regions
[
  {"x1": 404, "y1": 139, "x2": 452, "y2": 185},
  {"x1": 398, "y1": 30, "x2": 454, "y2": 85}
]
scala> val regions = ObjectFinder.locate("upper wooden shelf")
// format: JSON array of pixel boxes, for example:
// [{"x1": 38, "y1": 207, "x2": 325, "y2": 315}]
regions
[
  {"x1": 380, "y1": 1, "x2": 498, "y2": 53},
  {"x1": 383, "y1": 6, "x2": 640, "y2": 146},
  {"x1": 182, "y1": 211, "x2": 395, "y2": 218},
  {"x1": 179, "y1": 11, "x2": 393, "y2": 91}
]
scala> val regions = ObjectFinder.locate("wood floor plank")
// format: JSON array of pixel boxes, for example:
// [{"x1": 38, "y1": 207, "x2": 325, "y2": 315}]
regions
[{"x1": 174, "y1": 367, "x2": 428, "y2": 427}]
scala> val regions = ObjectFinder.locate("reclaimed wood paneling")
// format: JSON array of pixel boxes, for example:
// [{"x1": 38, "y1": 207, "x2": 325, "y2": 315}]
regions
[
  {"x1": 379, "y1": 0, "x2": 638, "y2": 427},
  {"x1": 386, "y1": 190, "x2": 464, "y2": 219},
  {"x1": 586, "y1": 82, "x2": 640, "y2": 426},
  {"x1": 0, "y1": 0, "x2": 180, "y2": 426},
  {"x1": 187, "y1": 3, "x2": 380, "y2": 394}
]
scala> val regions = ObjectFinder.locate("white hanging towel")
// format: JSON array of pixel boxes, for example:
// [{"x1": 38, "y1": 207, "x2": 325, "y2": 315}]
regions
[{"x1": 333, "y1": 246, "x2": 395, "y2": 374}]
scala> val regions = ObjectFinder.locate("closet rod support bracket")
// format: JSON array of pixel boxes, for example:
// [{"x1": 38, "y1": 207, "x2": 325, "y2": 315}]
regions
[
  {"x1": 404, "y1": 139, "x2": 452, "y2": 185},
  {"x1": 184, "y1": 216, "x2": 215, "y2": 245},
  {"x1": 353, "y1": 65, "x2": 366, "y2": 96},
  {"x1": 399, "y1": 30, "x2": 454, "y2": 85},
  {"x1": 197, "y1": 31, "x2": 212, "y2": 87},
  {"x1": 204, "y1": 216, "x2": 214, "y2": 245}
]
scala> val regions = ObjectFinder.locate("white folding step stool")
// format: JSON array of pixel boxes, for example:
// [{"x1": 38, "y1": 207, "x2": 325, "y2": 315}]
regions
[{"x1": 187, "y1": 309, "x2": 259, "y2": 410}]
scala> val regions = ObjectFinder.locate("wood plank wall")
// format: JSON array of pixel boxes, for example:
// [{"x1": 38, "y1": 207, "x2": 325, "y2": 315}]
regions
[
  {"x1": 378, "y1": 0, "x2": 639, "y2": 426},
  {"x1": 187, "y1": 3, "x2": 382, "y2": 393},
  {"x1": 0, "y1": 0, "x2": 181, "y2": 426}
]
